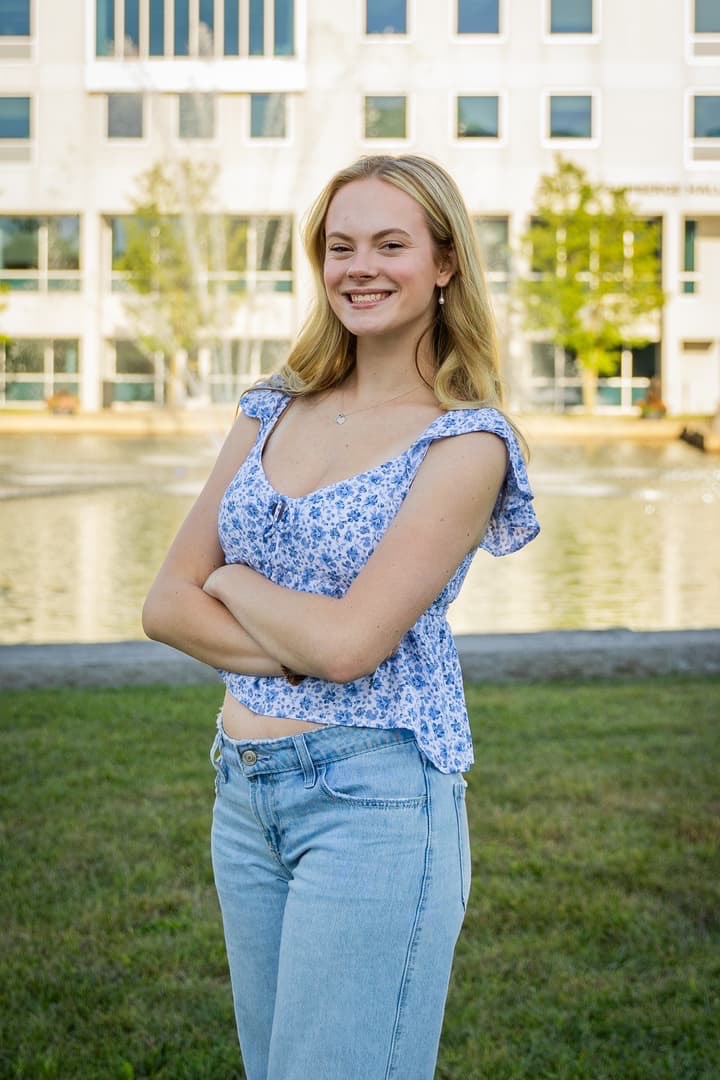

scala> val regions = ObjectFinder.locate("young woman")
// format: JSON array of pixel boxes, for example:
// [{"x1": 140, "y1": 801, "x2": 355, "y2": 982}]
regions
[{"x1": 143, "y1": 154, "x2": 539, "y2": 1080}]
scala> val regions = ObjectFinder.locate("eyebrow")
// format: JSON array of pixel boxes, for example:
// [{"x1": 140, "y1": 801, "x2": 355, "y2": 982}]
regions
[{"x1": 326, "y1": 228, "x2": 413, "y2": 242}]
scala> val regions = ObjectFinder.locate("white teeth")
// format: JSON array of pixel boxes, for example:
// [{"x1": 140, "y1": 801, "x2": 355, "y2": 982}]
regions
[{"x1": 349, "y1": 292, "x2": 388, "y2": 303}]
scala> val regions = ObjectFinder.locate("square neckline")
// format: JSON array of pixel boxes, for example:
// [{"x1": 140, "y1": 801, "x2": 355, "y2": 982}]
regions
[{"x1": 256, "y1": 392, "x2": 451, "y2": 502}]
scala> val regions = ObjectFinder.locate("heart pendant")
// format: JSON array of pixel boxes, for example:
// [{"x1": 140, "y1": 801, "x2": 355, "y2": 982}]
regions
[{"x1": 335, "y1": 413, "x2": 347, "y2": 425}]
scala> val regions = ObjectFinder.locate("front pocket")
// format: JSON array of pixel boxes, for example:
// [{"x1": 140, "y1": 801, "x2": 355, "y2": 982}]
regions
[
  {"x1": 454, "y1": 778, "x2": 471, "y2": 910},
  {"x1": 319, "y1": 741, "x2": 428, "y2": 809}
]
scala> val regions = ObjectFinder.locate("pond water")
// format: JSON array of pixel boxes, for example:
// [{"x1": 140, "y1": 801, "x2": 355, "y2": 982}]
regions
[{"x1": 0, "y1": 431, "x2": 718, "y2": 644}]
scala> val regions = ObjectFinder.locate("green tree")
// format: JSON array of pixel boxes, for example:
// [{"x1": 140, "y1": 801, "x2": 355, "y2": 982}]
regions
[
  {"x1": 516, "y1": 157, "x2": 665, "y2": 412},
  {"x1": 115, "y1": 159, "x2": 246, "y2": 406}
]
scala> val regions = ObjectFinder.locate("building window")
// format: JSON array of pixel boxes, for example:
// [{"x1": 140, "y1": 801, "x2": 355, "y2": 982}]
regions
[
  {"x1": 250, "y1": 93, "x2": 287, "y2": 138},
  {"x1": 550, "y1": 0, "x2": 593, "y2": 34},
  {"x1": 248, "y1": 0, "x2": 295, "y2": 56},
  {"x1": 124, "y1": 0, "x2": 140, "y2": 54},
  {"x1": 107, "y1": 93, "x2": 143, "y2": 138},
  {"x1": 178, "y1": 94, "x2": 215, "y2": 138},
  {"x1": 111, "y1": 341, "x2": 159, "y2": 403},
  {"x1": 549, "y1": 94, "x2": 593, "y2": 138},
  {"x1": 694, "y1": 94, "x2": 720, "y2": 137},
  {"x1": 0, "y1": 216, "x2": 81, "y2": 291},
  {"x1": 473, "y1": 217, "x2": 510, "y2": 292},
  {"x1": 457, "y1": 95, "x2": 500, "y2": 138},
  {"x1": 682, "y1": 219, "x2": 698, "y2": 293},
  {"x1": 695, "y1": 0, "x2": 720, "y2": 32},
  {"x1": 0, "y1": 339, "x2": 80, "y2": 405},
  {"x1": 96, "y1": 1, "x2": 294, "y2": 59},
  {"x1": 149, "y1": 0, "x2": 164, "y2": 54},
  {"x1": 109, "y1": 214, "x2": 293, "y2": 294},
  {"x1": 208, "y1": 339, "x2": 290, "y2": 401},
  {"x1": 0, "y1": 95, "x2": 30, "y2": 138},
  {"x1": 366, "y1": 0, "x2": 406, "y2": 34},
  {"x1": 0, "y1": 0, "x2": 31, "y2": 36},
  {"x1": 364, "y1": 95, "x2": 407, "y2": 139},
  {"x1": 457, "y1": 0, "x2": 499, "y2": 34}
]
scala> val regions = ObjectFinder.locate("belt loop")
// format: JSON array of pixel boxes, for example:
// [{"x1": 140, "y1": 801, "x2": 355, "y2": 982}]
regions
[{"x1": 292, "y1": 734, "x2": 317, "y2": 788}]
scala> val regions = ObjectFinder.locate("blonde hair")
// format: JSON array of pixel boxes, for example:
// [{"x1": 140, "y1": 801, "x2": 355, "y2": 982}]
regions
[{"x1": 248, "y1": 154, "x2": 505, "y2": 411}]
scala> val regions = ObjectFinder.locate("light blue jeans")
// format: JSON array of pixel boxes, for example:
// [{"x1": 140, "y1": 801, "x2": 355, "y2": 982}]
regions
[{"x1": 210, "y1": 719, "x2": 471, "y2": 1080}]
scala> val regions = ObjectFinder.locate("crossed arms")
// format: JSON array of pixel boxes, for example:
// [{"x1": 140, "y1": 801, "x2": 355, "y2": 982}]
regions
[{"x1": 142, "y1": 411, "x2": 507, "y2": 684}]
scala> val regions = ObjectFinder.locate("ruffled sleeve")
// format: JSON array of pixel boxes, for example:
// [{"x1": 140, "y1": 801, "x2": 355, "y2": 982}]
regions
[
  {"x1": 411, "y1": 407, "x2": 540, "y2": 556},
  {"x1": 238, "y1": 378, "x2": 290, "y2": 427}
]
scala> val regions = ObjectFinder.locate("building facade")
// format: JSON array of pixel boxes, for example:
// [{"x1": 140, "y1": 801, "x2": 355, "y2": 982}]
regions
[{"x1": 1, "y1": 0, "x2": 719, "y2": 414}]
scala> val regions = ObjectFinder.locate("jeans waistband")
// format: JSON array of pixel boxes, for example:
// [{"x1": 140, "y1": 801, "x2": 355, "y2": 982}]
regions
[{"x1": 212, "y1": 715, "x2": 417, "y2": 780}]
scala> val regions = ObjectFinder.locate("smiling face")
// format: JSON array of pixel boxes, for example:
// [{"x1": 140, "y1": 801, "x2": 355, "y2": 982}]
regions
[{"x1": 322, "y1": 177, "x2": 453, "y2": 346}]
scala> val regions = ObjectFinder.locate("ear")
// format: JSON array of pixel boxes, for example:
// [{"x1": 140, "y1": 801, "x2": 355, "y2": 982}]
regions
[{"x1": 435, "y1": 245, "x2": 457, "y2": 288}]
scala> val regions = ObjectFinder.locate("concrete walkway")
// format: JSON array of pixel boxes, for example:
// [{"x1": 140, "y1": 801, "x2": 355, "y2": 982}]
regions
[{"x1": 1, "y1": 629, "x2": 718, "y2": 690}]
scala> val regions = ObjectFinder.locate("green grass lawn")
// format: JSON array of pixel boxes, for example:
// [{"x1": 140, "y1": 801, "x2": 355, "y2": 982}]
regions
[{"x1": 1, "y1": 678, "x2": 718, "y2": 1079}]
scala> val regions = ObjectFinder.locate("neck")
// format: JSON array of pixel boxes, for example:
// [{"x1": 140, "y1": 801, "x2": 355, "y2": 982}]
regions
[{"x1": 351, "y1": 326, "x2": 436, "y2": 399}]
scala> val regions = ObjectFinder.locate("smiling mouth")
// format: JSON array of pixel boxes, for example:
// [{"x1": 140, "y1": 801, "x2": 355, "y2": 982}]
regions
[{"x1": 347, "y1": 292, "x2": 392, "y2": 305}]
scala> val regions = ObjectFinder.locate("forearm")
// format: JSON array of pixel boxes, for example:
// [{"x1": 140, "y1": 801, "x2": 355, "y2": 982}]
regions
[
  {"x1": 203, "y1": 565, "x2": 365, "y2": 682},
  {"x1": 142, "y1": 578, "x2": 284, "y2": 676}
]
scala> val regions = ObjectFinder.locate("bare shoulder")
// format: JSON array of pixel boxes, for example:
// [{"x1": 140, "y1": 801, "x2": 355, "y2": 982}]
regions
[{"x1": 417, "y1": 426, "x2": 509, "y2": 495}]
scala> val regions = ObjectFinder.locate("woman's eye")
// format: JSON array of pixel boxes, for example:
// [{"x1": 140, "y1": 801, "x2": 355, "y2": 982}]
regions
[
  {"x1": 382, "y1": 241, "x2": 404, "y2": 250},
  {"x1": 328, "y1": 244, "x2": 351, "y2": 254}
]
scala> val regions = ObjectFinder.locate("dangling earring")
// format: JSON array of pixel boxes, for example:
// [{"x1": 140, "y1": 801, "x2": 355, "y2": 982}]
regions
[{"x1": 438, "y1": 286, "x2": 445, "y2": 306}]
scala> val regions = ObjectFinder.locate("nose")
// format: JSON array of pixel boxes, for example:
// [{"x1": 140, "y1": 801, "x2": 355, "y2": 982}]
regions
[{"x1": 345, "y1": 250, "x2": 377, "y2": 279}]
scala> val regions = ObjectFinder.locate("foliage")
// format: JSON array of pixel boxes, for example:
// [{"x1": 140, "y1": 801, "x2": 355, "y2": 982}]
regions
[
  {"x1": 116, "y1": 160, "x2": 245, "y2": 404},
  {"x1": 516, "y1": 157, "x2": 665, "y2": 407},
  {"x1": 2, "y1": 677, "x2": 719, "y2": 1078}
]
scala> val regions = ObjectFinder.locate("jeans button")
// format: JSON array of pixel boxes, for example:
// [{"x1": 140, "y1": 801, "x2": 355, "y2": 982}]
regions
[{"x1": 241, "y1": 749, "x2": 258, "y2": 766}]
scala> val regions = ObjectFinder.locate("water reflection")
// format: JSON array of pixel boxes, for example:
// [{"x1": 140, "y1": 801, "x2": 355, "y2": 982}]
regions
[{"x1": 0, "y1": 433, "x2": 718, "y2": 643}]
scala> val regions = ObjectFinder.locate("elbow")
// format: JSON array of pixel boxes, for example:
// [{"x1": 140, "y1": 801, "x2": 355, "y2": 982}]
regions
[
  {"x1": 317, "y1": 635, "x2": 387, "y2": 685},
  {"x1": 141, "y1": 586, "x2": 169, "y2": 643}
]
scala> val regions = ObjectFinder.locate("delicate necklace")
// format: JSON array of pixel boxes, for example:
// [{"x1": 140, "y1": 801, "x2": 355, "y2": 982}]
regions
[{"x1": 334, "y1": 385, "x2": 419, "y2": 425}]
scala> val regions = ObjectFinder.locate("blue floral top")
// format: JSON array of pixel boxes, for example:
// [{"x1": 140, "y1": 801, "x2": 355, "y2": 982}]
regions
[{"x1": 217, "y1": 385, "x2": 539, "y2": 773}]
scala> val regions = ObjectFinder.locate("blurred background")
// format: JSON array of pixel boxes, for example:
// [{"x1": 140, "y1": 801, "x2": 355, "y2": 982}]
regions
[{"x1": 1, "y1": 0, "x2": 719, "y2": 643}]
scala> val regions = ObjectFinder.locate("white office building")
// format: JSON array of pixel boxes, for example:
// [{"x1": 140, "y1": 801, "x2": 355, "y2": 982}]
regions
[{"x1": 1, "y1": 0, "x2": 719, "y2": 414}]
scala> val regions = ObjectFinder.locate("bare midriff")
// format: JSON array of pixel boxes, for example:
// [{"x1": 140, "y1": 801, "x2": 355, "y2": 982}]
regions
[{"x1": 221, "y1": 688, "x2": 327, "y2": 740}]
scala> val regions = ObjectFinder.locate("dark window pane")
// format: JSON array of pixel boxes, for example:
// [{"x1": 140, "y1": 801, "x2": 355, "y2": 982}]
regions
[
  {"x1": 0, "y1": 96, "x2": 30, "y2": 138},
  {"x1": 149, "y1": 0, "x2": 164, "y2": 54},
  {"x1": 550, "y1": 0, "x2": 592, "y2": 33},
  {"x1": 695, "y1": 0, "x2": 720, "y2": 32},
  {"x1": 111, "y1": 217, "x2": 130, "y2": 268},
  {"x1": 224, "y1": 0, "x2": 239, "y2": 53},
  {"x1": 632, "y1": 343, "x2": 658, "y2": 379},
  {"x1": 457, "y1": 96, "x2": 499, "y2": 137},
  {"x1": 47, "y1": 217, "x2": 80, "y2": 270},
  {"x1": 0, "y1": 0, "x2": 30, "y2": 35},
  {"x1": 256, "y1": 217, "x2": 292, "y2": 271},
  {"x1": 364, "y1": 95, "x2": 406, "y2": 138},
  {"x1": 457, "y1": 0, "x2": 499, "y2": 34},
  {"x1": 53, "y1": 341, "x2": 80, "y2": 375},
  {"x1": 474, "y1": 217, "x2": 510, "y2": 273},
  {"x1": 694, "y1": 95, "x2": 720, "y2": 137},
  {"x1": 250, "y1": 94, "x2": 286, "y2": 138},
  {"x1": 116, "y1": 341, "x2": 154, "y2": 375},
  {"x1": 96, "y1": 0, "x2": 115, "y2": 55},
  {"x1": 124, "y1": 0, "x2": 139, "y2": 50},
  {"x1": 108, "y1": 93, "x2": 143, "y2": 137},
  {"x1": 7, "y1": 339, "x2": 43, "y2": 373},
  {"x1": 274, "y1": 0, "x2": 294, "y2": 54},
  {"x1": 249, "y1": 0, "x2": 264, "y2": 54},
  {"x1": 199, "y1": 0, "x2": 214, "y2": 53},
  {"x1": 366, "y1": 0, "x2": 406, "y2": 34},
  {"x1": 0, "y1": 217, "x2": 38, "y2": 269},
  {"x1": 174, "y1": 0, "x2": 189, "y2": 54},
  {"x1": 530, "y1": 342, "x2": 556, "y2": 378},
  {"x1": 549, "y1": 95, "x2": 592, "y2": 138},
  {"x1": 179, "y1": 94, "x2": 215, "y2": 138}
]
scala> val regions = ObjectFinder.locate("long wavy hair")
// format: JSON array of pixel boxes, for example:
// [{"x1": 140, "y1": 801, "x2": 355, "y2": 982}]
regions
[{"x1": 247, "y1": 154, "x2": 506, "y2": 412}]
